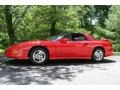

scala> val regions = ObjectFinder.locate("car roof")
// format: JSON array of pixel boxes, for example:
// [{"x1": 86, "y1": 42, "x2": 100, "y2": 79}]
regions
[{"x1": 60, "y1": 32, "x2": 83, "y2": 36}]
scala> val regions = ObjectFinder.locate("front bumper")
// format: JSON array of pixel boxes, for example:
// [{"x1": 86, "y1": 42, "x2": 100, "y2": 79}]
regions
[
  {"x1": 4, "y1": 48, "x2": 29, "y2": 60},
  {"x1": 0, "y1": 56, "x2": 14, "y2": 64}
]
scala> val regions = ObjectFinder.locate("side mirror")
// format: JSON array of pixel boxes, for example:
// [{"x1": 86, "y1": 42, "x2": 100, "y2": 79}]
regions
[{"x1": 59, "y1": 38, "x2": 69, "y2": 43}]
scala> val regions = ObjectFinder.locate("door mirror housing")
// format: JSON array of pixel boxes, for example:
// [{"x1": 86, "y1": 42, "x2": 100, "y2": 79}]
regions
[{"x1": 59, "y1": 38, "x2": 69, "y2": 43}]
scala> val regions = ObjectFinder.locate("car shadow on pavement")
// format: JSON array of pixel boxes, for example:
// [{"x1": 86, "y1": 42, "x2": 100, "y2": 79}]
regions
[
  {"x1": 4, "y1": 59, "x2": 115, "y2": 66},
  {"x1": 0, "y1": 59, "x2": 116, "y2": 85}
]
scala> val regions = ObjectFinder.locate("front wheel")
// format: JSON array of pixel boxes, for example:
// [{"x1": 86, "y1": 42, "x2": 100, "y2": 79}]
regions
[
  {"x1": 29, "y1": 47, "x2": 49, "y2": 65},
  {"x1": 92, "y1": 48, "x2": 104, "y2": 62}
]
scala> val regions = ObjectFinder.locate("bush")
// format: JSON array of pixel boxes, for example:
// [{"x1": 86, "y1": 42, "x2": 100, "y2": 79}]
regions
[
  {"x1": 0, "y1": 33, "x2": 9, "y2": 48},
  {"x1": 113, "y1": 43, "x2": 120, "y2": 52},
  {"x1": 0, "y1": 44, "x2": 5, "y2": 55},
  {"x1": 0, "y1": 49, "x2": 4, "y2": 55}
]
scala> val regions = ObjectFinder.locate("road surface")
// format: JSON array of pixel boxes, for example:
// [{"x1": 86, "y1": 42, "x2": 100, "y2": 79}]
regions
[{"x1": 0, "y1": 55, "x2": 120, "y2": 85}]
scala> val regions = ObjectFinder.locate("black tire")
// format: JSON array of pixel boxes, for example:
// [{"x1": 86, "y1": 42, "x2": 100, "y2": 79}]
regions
[
  {"x1": 92, "y1": 48, "x2": 104, "y2": 62},
  {"x1": 29, "y1": 47, "x2": 49, "y2": 65}
]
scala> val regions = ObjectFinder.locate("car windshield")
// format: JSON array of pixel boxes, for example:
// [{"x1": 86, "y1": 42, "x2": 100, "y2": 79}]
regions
[{"x1": 49, "y1": 35, "x2": 64, "y2": 40}]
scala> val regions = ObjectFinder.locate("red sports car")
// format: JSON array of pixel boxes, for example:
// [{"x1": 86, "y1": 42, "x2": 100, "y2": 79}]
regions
[{"x1": 4, "y1": 33, "x2": 113, "y2": 64}]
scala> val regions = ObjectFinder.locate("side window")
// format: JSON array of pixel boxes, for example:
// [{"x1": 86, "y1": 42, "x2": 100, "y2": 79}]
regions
[
  {"x1": 79, "y1": 35, "x2": 88, "y2": 41},
  {"x1": 63, "y1": 34, "x2": 71, "y2": 41},
  {"x1": 71, "y1": 34, "x2": 87, "y2": 41}
]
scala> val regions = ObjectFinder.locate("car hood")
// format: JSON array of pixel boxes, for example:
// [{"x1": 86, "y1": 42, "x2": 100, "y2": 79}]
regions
[{"x1": 9, "y1": 40, "x2": 51, "y2": 48}]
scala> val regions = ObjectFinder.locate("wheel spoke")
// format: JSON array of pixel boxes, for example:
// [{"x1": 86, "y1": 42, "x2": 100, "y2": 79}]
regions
[
  {"x1": 32, "y1": 50, "x2": 46, "y2": 63},
  {"x1": 94, "y1": 49, "x2": 104, "y2": 61}
]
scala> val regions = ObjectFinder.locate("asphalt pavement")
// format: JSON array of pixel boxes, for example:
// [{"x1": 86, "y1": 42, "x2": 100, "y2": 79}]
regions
[{"x1": 0, "y1": 55, "x2": 120, "y2": 85}]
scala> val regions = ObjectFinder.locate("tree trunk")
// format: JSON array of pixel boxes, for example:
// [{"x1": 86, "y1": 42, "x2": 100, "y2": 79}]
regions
[
  {"x1": 4, "y1": 5, "x2": 15, "y2": 45},
  {"x1": 50, "y1": 6, "x2": 57, "y2": 36},
  {"x1": 50, "y1": 20, "x2": 56, "y2": 35}
]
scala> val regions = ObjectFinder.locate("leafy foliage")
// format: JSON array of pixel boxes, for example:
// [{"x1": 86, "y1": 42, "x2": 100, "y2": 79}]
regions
[{"x1": 0, "y1": 5, "x2": 119, "y2": 51}]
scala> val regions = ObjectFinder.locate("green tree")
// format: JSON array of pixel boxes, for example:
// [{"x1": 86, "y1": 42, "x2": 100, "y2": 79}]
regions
[
  {"x1": 105, "y1": 6, "x2": 120, "y2": 41},
  {"x1": 4, "y1": 5, "x2": 30, "y2": 45},
  {"x1": 4, "y1": 5, "x2": 15, "y2": 45},
  {"x1": 0, "y1": 5, "x2": 119, "y2": 51},
  {"x1": 94, "y1": 5, "x2": 111, "y2": 28}
]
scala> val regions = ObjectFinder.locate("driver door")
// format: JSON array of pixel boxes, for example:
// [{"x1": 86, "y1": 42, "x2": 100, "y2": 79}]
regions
[
  {"x1": 55, "y1": 33, "x2": 89, "y2": 58},
  {"x1": 55, "y1": 35, "x2": 77, "y2": 58}
]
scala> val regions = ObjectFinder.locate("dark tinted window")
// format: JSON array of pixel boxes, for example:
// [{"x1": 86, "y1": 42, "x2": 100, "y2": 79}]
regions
[
  {"x1": 71, "y1": 33, "x2": 87, "y2": 41},
  {"x1": 63, "y1": 34, "x2": 72, "y2": 41}
]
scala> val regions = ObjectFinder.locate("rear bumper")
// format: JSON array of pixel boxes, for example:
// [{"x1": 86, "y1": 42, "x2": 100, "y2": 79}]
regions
[{"x1": 105, "y1": 50, "x2": 113, "y2": 56}]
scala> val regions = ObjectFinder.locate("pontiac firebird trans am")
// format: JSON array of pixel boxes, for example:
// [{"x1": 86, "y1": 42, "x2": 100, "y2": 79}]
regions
[{"x1": 4, "y1": 33, "x2": 113, "y2": 64}]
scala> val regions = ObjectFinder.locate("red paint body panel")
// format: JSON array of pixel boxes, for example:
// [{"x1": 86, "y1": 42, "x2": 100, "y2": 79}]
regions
[{"x1": 4, "y1": 33, "x2": 113, "y2": 60}]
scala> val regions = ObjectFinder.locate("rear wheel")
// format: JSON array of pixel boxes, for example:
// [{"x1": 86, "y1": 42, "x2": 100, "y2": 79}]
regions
[
  {"x1": 92, "y1": 48, "x2": 104, "y2": 62},
  {"x1": 29, "y1": 47, "x2": 49, "y2": 64}
]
